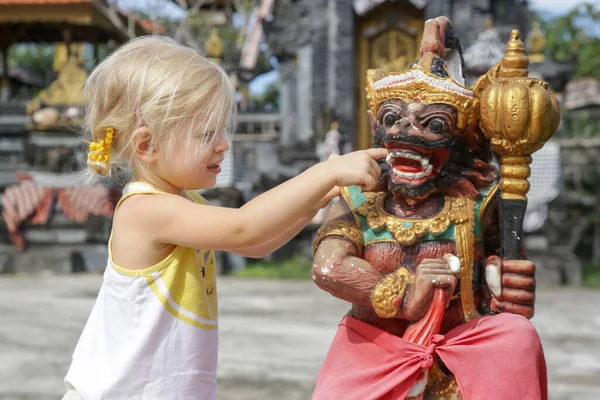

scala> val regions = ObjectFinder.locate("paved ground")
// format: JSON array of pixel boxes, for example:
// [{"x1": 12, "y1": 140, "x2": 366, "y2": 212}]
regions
[{"x1": 0, "y1": 275, "x2": 599, "y2": 400}]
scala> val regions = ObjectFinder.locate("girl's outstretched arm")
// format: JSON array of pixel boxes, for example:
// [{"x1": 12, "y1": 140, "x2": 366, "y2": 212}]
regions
[
  {"x1": 230, "y1": 212, "x2": 314, "y2": 258},
  {"x1": 231, "y1": 187, "x2": 339, "y2": 258},
  {"x1": 146, "y1": 149, "x2": 387, "y2": 251}
]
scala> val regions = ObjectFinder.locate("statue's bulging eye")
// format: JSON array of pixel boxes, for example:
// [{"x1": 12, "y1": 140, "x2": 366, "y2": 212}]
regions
[
  {"x1": 384, "y1": 113, "x2": 398, "y2": 128},
  {"x1": 428, "y1": 118, "x2": 445, "y2": 133}
]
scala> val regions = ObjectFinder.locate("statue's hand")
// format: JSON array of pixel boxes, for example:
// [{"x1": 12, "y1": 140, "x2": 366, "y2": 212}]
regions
[
  {"x1": 401, "y1": 257, "x2": 458, "y2": 322},
  {"x1": 485, "y1": 255, "x2": 536, "y2": 319}
]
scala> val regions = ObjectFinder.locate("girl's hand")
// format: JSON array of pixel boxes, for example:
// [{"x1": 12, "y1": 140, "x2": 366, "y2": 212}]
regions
[{"x1": 325, "y1": 148, "x2": 388, "y2": 190}]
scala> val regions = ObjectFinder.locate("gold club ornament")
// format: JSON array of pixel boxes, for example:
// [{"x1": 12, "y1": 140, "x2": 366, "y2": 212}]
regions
[{"x1": 474, "y1": 30, "x2": 560, "y2": 259}]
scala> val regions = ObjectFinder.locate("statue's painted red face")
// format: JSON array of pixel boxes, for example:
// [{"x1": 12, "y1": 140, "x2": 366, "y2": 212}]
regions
[
  {"x1": 370, "y1": 100, "x2": 498, "y2": 200},
  {"x1": 378, "y1": 100, "x2": 454, "y2": 190}
]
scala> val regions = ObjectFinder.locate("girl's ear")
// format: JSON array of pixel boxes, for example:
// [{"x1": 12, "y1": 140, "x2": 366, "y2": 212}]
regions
[{"x1": 131, "y1": 127, "x2": 158, "y2": 163}]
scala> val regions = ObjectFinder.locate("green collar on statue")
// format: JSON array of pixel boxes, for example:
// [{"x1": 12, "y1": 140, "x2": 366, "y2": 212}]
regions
[{"x1": 355, "y1": 191, "x2": 472, "y2": 245}]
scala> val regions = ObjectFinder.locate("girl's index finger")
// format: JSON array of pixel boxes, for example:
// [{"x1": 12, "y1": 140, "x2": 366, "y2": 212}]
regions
[{"x1": 362, "y1": 147, "x2": 388, "y2": 160}]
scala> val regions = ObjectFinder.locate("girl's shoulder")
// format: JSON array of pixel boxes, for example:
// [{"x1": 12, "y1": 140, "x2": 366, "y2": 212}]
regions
[{"x1": 113, "y1": 186, "x2": 212, "y2": 247}]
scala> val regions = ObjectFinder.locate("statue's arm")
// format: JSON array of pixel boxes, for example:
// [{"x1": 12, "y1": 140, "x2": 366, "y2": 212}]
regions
[
  {"x1": 482, "y1": 196, "x2": 536, "y2": 319},
  {"x1": 312, "y1": 199, "x2": 383, "y2": 307},
  {"x1": 314, "y1": 199, "x2": 455, "y2": 321}
]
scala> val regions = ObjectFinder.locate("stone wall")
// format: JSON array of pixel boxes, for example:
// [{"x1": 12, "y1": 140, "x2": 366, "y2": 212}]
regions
[{"x1": 426, "y1": 0, "x2": 529, "y2": 51}]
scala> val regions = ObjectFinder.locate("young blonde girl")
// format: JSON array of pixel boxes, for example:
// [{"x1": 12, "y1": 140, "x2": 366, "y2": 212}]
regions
[{"x1": 63, "y1": 36, "x2": 386, "y2": 400}]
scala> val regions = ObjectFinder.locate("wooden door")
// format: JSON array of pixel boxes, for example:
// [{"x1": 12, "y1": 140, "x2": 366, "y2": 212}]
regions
[{"x1": 355, "y1": 3, "x2": 424, "y2": 149}]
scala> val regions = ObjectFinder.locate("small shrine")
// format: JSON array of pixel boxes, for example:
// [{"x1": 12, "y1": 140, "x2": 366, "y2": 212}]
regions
[{"x1": 0, "y1": 0, "x2": 151, "y2": 273}]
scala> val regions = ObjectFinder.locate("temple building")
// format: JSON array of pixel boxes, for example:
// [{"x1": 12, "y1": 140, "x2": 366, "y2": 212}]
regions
[{"x1": 264, "y1": 0, "x2": 530, "y2": 151}]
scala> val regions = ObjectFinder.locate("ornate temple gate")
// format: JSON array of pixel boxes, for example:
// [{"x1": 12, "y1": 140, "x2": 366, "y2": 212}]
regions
[{"x1": 355, "y1": 1, "x2": 424, "y2": 150}]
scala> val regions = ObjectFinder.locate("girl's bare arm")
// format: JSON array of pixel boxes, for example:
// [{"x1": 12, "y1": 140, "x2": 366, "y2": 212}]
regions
[{"x1": 143, "y1": 149, "x2": 387, "y2": 251}]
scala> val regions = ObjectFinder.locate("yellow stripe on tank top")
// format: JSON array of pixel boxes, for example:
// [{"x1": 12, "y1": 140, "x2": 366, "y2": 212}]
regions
[{"x1": 145, "y1": 247, "x2": 218, "y2": 330}]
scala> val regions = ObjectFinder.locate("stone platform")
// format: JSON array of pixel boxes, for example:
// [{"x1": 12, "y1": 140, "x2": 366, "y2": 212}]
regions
[{"x1": 0, "y1": 275, "x2": 598, "y2": 400}]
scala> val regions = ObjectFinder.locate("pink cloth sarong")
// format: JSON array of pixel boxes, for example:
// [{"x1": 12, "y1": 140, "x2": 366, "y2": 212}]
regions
[{"x1": 313, "y1": 313, "x2": 547, "y2": 400}]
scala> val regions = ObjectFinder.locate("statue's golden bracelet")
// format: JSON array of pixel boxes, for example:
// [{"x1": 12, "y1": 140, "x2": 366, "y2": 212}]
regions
[
  {"x1": 371, "y1": 268, "x2": 415, "y2": 318},
  {"x1": 313, "y1": 220, "x2": 364, "y2": 255}
]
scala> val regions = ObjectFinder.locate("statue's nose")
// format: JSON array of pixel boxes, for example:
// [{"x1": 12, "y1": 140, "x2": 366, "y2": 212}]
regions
[{"x1": 389, "y1": 117, "x2": 418, "y2": 135}]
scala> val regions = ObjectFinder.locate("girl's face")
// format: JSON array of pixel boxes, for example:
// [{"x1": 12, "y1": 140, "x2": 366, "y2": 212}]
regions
[{"x1": 157, "y1": 131, "x2": 230, "y2": 191}]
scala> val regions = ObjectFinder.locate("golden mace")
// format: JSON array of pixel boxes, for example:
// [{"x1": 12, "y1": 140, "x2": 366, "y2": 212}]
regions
[{"x1": 476, "y1": 30, "x2": 560, "y2": 259}]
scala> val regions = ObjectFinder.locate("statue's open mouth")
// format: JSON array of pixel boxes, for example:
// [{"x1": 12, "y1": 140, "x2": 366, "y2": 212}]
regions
[{"x1": 385, "y1": 145, "x2": 450, "y2": 184}]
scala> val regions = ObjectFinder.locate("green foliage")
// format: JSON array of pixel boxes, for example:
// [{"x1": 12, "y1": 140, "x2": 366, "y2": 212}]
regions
[
  {"x1": 582, "y1": 262, "x2": 600, "y2": 287},
  {"x1": 561, "y1": 111, "x2": 600, "y2": 138},
  {"x1": 249, "y1": 80, "x2": 279, "y2": 112},
  {"x1": 7, "y1": 45, "x2": 55, "y2": 82},
  {"x1": 530, "y1": 2, "x2": 600, "y2": 79},
  {"x1": 231, "y1": 255, "x2": 312, "y2": 280}
]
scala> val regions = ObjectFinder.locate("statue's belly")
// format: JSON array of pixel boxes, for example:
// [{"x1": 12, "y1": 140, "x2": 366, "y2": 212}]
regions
[
  {"x1": 363, "y1": 240, "x2": 457, "y2": 274},
  {"x1": 353, "y1": 240, "x2": 484, "y2": 336}
]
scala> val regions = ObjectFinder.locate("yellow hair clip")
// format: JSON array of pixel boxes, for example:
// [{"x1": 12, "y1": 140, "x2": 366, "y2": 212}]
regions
[{"x1": 87, "y1": 127, "x2": 115, "y2": 169}]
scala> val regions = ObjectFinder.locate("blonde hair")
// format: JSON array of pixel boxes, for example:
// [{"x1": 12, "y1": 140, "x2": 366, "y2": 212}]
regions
[{"x1": 83, "y1": 35, "x2": 236, "y2": 180}]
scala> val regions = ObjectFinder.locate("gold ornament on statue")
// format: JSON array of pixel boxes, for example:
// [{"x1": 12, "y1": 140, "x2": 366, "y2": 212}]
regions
[{"x1": 476, "y1": 30, "x2": 560, "y2": 201}]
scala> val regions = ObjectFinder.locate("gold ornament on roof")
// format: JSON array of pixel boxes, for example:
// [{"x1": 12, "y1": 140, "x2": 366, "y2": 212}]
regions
[
  {"x1": 527, "y1": 22, "x2": 546, "y2": 64},
  {"x1": 205, "y1": 28, "x2": 223, "y2": 63},
  {"x1": 484, "y1": 18, "x2": 494, "y2": 30}
]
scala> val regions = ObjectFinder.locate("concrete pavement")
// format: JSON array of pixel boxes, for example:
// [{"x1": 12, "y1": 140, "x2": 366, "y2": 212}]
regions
[{"x1": 0, "y1": 275, "x2": 599, "y2": 400}]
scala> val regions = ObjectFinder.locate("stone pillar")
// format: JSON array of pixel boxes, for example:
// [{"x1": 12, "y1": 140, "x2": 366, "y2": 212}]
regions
[
  {"x1": 327, "y1": 0, "x2": 339, "y2": 108},
  {"x1": 279, "y1": 61, "x2": 297, "y2": 146},
  {"x1": 297, "y1": 44, "x2": 314, "y2": 142},
  {"x1": 310, "y1": 0, "x2": 329, "y2": 141},
  {"x1": 334, "y1": 0, "x2": 356, "y2": 151},
  {"x1": 0, "y1": 46, "x2": 10, "y2": 106}
]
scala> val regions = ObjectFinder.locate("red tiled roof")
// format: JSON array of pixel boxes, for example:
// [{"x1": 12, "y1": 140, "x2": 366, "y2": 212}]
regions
[
  {"x1": 2, "y1": 180, "x2": 117, "y2": 250},
  {"x1": 564, "y1": 78, "x2": 600, "y2": 110},
  {"x1": 0, "y1": 0, "x2": 90, "y2": 4},
  {"x1": 0, "y1": 0, "x2": 156, "y2": 38},
  {"x1": 135, "y1": 17, "x2": 165, "y2": 34}
]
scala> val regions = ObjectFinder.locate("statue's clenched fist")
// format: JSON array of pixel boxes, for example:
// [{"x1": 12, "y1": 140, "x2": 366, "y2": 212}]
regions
[
  {"x1": 485, "y1": 255, "x2": 536, "y2": 319},
  {"x1": 401, "y1": 255, "x2": 459, "y2": 321}
]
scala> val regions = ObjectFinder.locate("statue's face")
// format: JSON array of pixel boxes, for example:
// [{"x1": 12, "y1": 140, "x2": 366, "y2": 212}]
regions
[{"x1": 371, "y1": 100, "x2": 458, "y2": 199}]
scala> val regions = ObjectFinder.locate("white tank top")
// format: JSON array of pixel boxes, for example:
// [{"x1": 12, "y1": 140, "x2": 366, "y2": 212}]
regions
[{"x1": 64, "y1": 182, "x2": 219, "y2": 400}]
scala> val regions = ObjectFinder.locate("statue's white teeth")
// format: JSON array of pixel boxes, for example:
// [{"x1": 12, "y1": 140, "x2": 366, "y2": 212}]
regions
[
  {"x1": 391, "y1": 168, "x2": 432, "y2": 180},
  {"x1": 387, "y1": 149, "x2": 432, "y2": 179},
  {"x1": 386, "y1": 153, "x2": 394, "y2": 165}
]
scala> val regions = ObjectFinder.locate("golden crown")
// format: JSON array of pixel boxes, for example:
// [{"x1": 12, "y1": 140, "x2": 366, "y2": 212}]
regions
[{"x1": 365, "y1": 62, "x2": 479, "y2": 129}]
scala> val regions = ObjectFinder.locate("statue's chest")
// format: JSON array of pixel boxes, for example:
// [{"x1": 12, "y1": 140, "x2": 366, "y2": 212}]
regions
[
  {"x1": 349, "y1": 190, "x2": 487, "y2": 277},
  {"x1": 363, "y1": 240, "x2": 459, "y2": 275},
  {"x1": 340, "y1": 185, "x2": 498, "y2": 323}
]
